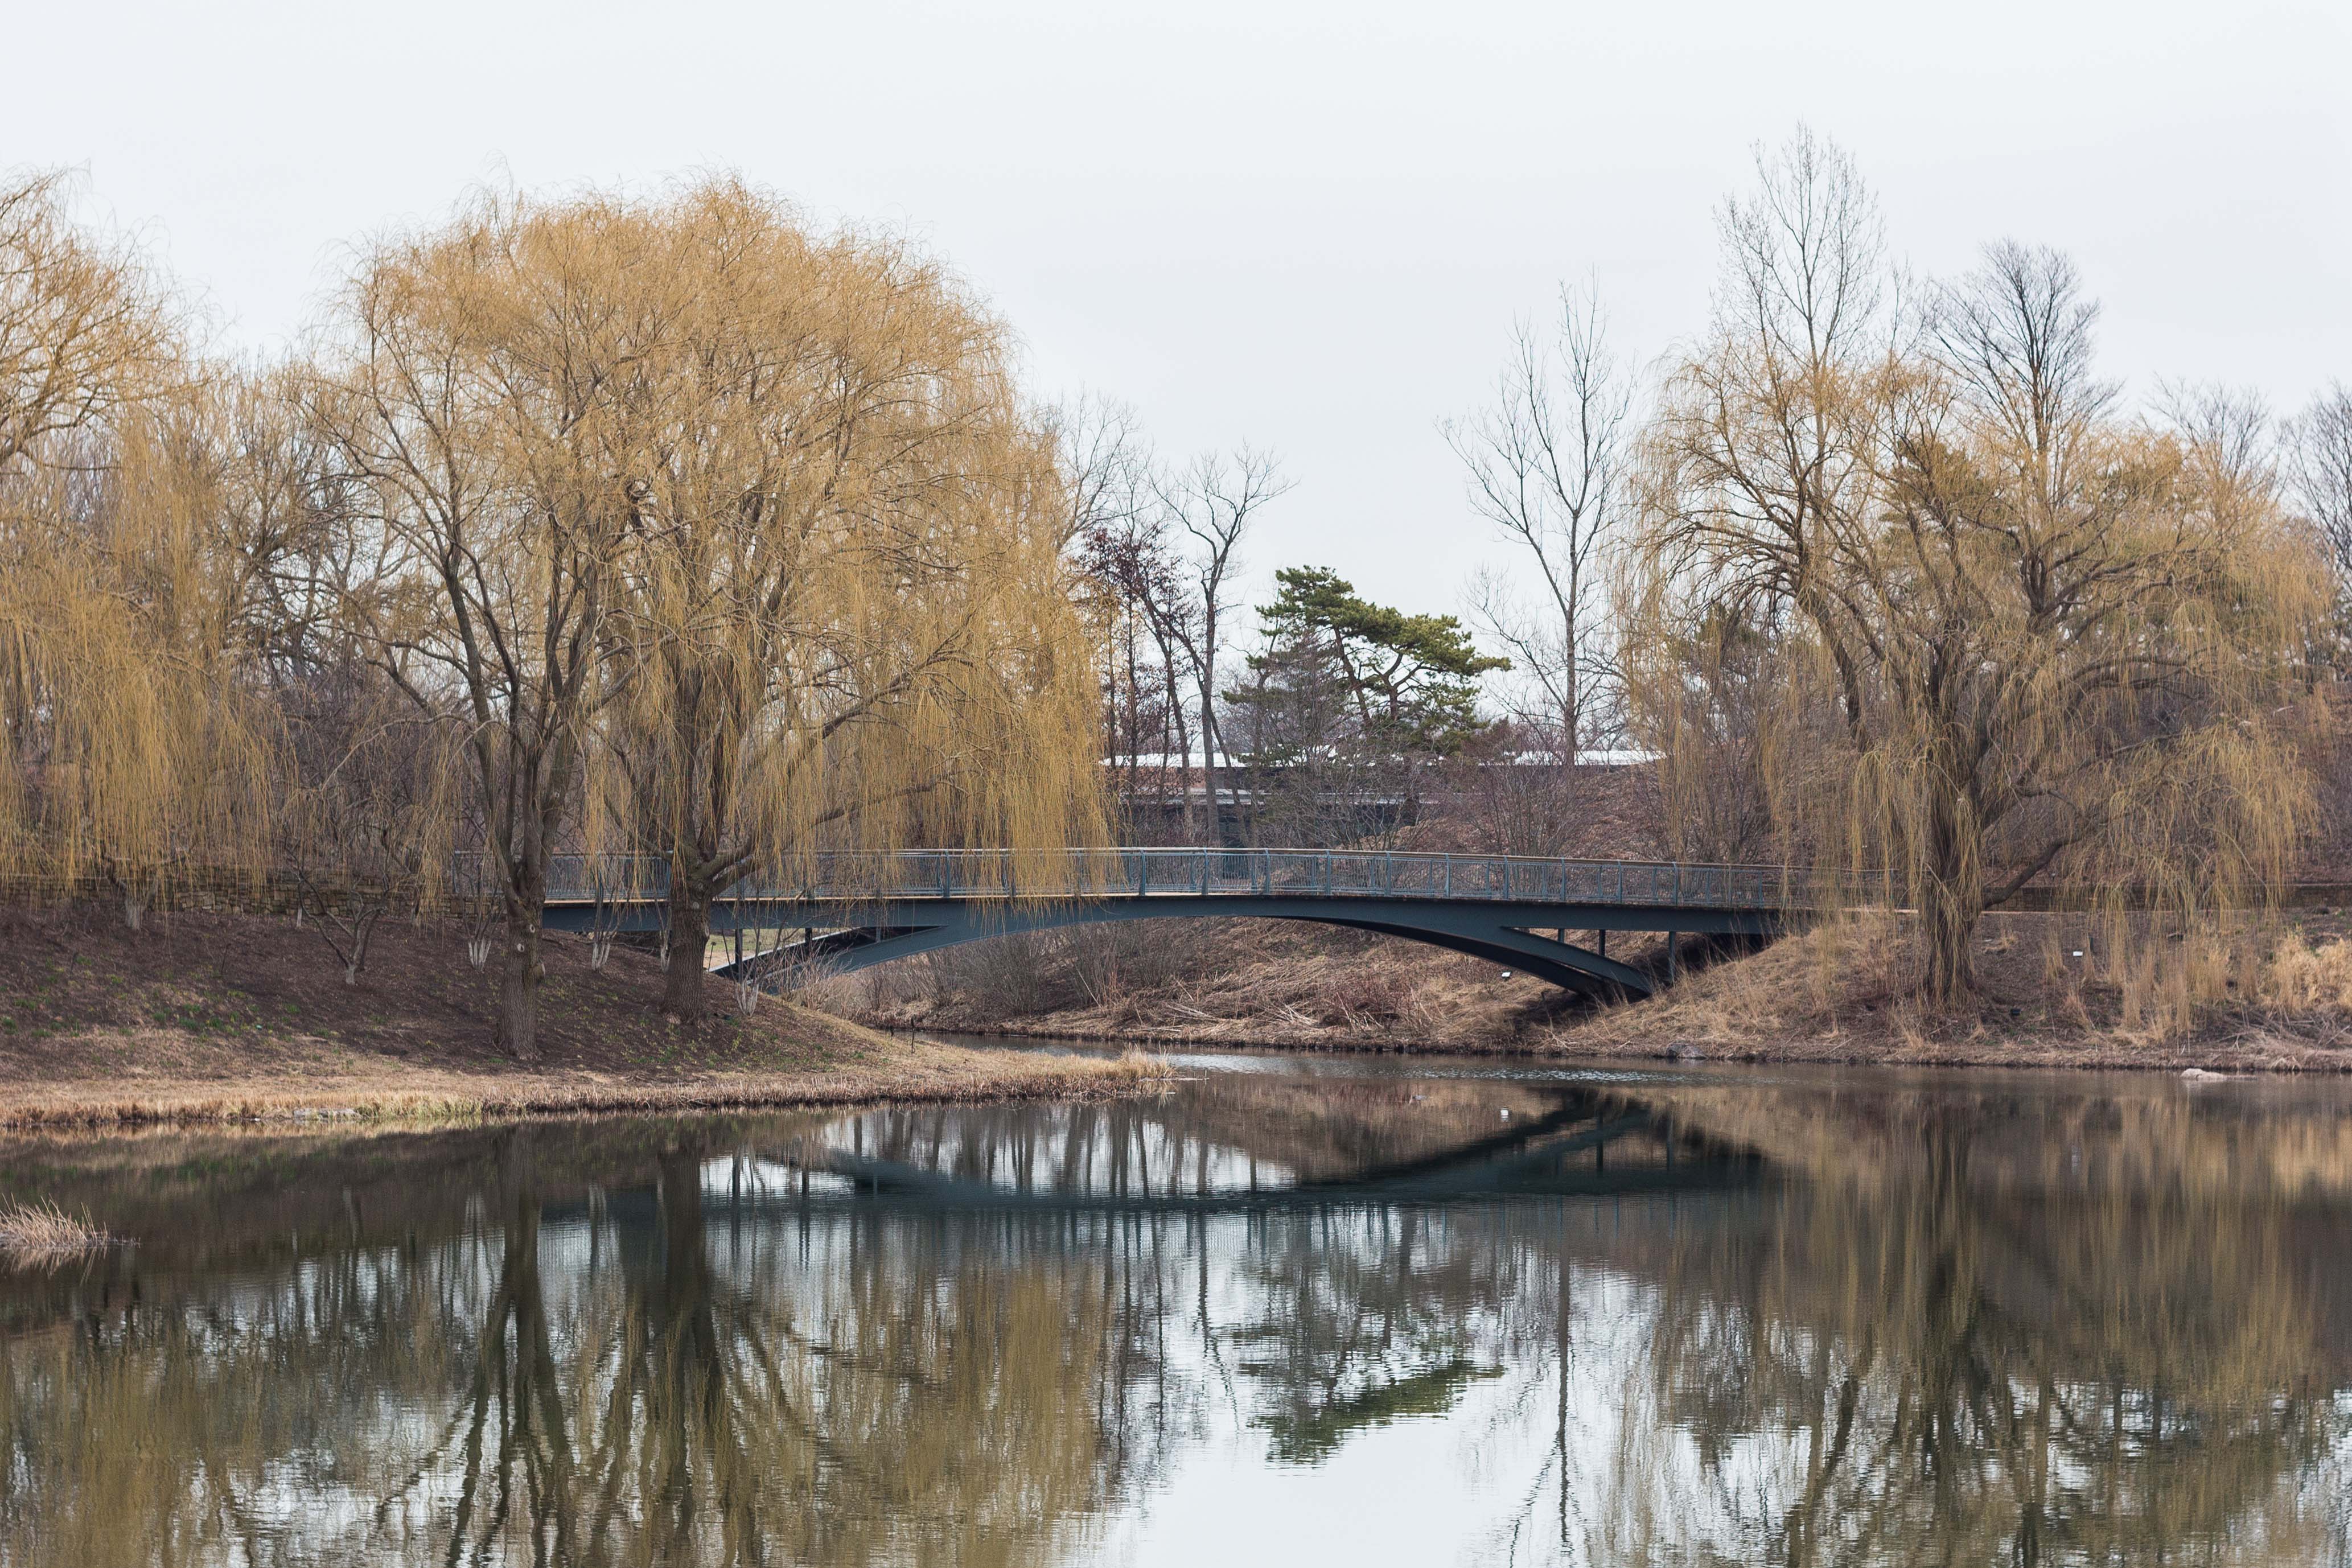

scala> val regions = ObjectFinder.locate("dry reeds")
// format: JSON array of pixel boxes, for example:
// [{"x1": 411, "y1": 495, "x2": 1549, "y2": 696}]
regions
[
  {"x1": 2261, "y1": 936, "x2": 2352, "y2": 1015},
  {"x1": 0, "y1": 1199, "x2": 112, "y2": 1260},
  {"x1": 1098, "y1": 1048, "x2": 1171, "y2": 1081}
]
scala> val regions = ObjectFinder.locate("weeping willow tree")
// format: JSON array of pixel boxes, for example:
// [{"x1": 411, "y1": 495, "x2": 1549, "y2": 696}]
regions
[
  {"x1": 579, "y1": 181, "x2": 1103, "y2": 1023},
  {"x1": 0, "y1": 172, "x2": 280, "y2": 922},
  {"x1": 1630, "y1": 132, "x2": 2321, "y2": 1003},
  {"x1": 311, "y1": 179, "x2": 1105, "y2": 1046},
  {"x1": 309, "y1": 190, "x2": 672, "y2": 1057}
]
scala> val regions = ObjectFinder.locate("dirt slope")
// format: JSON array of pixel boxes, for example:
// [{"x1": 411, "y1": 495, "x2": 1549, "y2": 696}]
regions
[{"x1": 0, "y1": 904, "x2": 1148, "y2": 1125}]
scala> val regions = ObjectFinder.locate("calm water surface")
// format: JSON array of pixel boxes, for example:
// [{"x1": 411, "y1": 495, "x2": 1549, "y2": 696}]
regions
[{"x1": 4, "y1": 1048, "x2": 2351, "y2": 1566}]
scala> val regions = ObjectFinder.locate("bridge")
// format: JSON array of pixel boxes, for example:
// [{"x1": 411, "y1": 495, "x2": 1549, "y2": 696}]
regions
[{"x1": 524, "y1": 849, "x2": 1865, "y2": 997}]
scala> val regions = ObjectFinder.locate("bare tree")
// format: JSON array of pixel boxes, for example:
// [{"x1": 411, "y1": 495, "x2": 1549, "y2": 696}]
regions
[
  {"x1": 1448, "y1": 281, "x2": 1634, "y2": 754},
  {"x1": 1054, "y1": 396, "x2": 1170, "y2": 816},
  {"x1": 1643, "y1": 127, "x2": 1895, "y2": 747},
  {"x1": 1150, "y1": 448, "x2": 1289, "y2": 841},
  {"x1": 1078, "y1": 496, "x2": 1192, "y2": 825},
  {"x1": 1047, "y1": 392, "x2": 1148, "y2": 552},
  {"x1": 2288, "y1": 382, "x2": 2352, "y2": 603}
]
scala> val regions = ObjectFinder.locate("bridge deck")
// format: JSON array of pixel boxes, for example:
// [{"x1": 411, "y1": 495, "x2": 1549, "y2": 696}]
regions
[{"x1": 509, "y1": 847, "x2": 1869, "y2": 912}]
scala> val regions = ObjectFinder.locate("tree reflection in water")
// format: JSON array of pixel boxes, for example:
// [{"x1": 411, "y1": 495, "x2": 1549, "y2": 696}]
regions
[
  {"x1": 1, "y1": 1072, "x2": 2348, "y2": 1565},
  {"x1": 1586, "y1": 1102, "x2": 2352, "y2": 1567}
]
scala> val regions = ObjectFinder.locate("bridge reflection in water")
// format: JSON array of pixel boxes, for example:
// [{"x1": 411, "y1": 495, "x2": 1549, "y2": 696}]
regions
[
  {"x1": 512, "y1": 849, "x2": 1880, "y2": 994},
  {"x1": 7, "y1": 1061, "x2": 2349, "y2": 1566},
  {"x1": 697, "y1": 1088, "x2": 1759, "y2": 1213}
]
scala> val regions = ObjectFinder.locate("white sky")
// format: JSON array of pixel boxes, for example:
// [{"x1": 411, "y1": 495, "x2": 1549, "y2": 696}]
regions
[{"x1": 9, "y1": 0, "x2": 2350, "y2": 622}]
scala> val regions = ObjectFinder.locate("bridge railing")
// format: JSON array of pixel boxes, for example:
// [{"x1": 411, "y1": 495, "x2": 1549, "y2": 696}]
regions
[{"x1": 476, "y1": 849, "x2": 1885, "y2": 911}]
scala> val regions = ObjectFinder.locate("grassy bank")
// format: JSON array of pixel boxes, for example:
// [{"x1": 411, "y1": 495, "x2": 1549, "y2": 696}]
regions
[
  {"x1": 1541, "y1": 911, "x2": 2352, "y2": 1072},
  {"x1": 832, "y1": 916, "x2": 1597, "y2": 1048},
  {"x1": 0, "y1": 906, "x2": 1159, "y2": 1128},
  {"x1": 833, "y1": 909, "x2": 2352, "y2": 1072}
]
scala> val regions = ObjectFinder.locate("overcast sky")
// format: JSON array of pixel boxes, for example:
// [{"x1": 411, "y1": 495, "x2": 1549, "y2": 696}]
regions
[{"x1": 9, "y1": 0, "x2": 2350, "y2": 622}]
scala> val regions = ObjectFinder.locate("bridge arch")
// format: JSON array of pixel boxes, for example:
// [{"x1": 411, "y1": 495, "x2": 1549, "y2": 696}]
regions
[
  {"x1": 706, "y1": 896, "x2": 1667, "y2": 997},
  {"x1": 526, "y1": 847, "x2": 1809, "y2": 998}
]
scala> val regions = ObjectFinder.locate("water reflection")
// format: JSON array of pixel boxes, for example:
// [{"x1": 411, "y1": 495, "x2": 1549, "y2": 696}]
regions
[{"x1": 1, "y1": 1064, "x2": 2349, "y2": 1565}]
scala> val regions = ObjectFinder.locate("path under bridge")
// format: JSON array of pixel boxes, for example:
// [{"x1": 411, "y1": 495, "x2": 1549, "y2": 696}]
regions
[{"x1": 524, "y1": 849, "x2": 1875, "y2": 997}]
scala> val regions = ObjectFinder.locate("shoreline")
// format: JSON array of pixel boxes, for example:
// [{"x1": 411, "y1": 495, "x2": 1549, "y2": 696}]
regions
[
  {"x1": 0, "y1": 906, "x2": 1167, "y2": 1133},
  {"x1": 0, "y1": 1042, "x2": 1164, "y2": 1131},
  {"x1": 882, "y1": 1018, "x2": 2352, "y2": 1075}
]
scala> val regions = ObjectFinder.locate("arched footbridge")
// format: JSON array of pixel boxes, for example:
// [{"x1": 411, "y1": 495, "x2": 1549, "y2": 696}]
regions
[{"x1": 529, "y1": 850, "x2": 1869, "y2": 997}]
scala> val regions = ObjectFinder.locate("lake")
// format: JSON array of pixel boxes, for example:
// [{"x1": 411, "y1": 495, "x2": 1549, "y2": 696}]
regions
[{"x1": 3, "y1": 1047, "x2": 2350, "y2": 1566}]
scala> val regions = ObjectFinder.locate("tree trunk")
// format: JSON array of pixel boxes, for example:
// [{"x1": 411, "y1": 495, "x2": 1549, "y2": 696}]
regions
[
  {"x1": 497, "y1": 907, "x2": 545, "y2": 1061},
  {"x1": 1198, "y1": 677, "x2": 1222, "y2": 846},
  {"x1": 664, "y1": 886, "x2": 711, "y2": 1023},
  {"x1": 345, "y1": 907, "x2": 379, "y2": 985},
  {"x1": 1920, "y1": 825, "x2": 1983, "y2": 1006},
  {"x1": 114, "y1": 867, "x2": 154, "y2": 932},
  {"x1": 1923, "y1": 896, "x2": 1980, "y2": 1005},
  {"x1": 1921, "y1": 766, "x2": 1983, "y2": 1006},
  {"x1": 1165, "y1": 681, "x2": 1196, "y2": 842}
]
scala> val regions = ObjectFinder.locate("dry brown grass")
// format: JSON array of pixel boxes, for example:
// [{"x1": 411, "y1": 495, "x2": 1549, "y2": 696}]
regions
[
  {"x1": 2261, "y1": 936, "x2": 2352, "y2": 1014},
  {"x1": 0, "y1": 1198, "x2": 110, "y2": 1258},
  {"x1": 1553, "y1": 912, "x2": 1912, "y2": 1056},
  {"x1": 854, "y1": 918, "x2": 1590, "y2": 1052},
  {"x1": 1540, "y1": 910, "x2": 2352, "y2": 1071},
  {"x1": 0, "y1": 1030, "x2": 1169, "y2": 1130},
  {"x1": 0, "y1": 904, "x2": 1169, "y2": 1127},
  {"x1": 846, "y1": 904, "x2": 2352, "y2": 1073}
]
